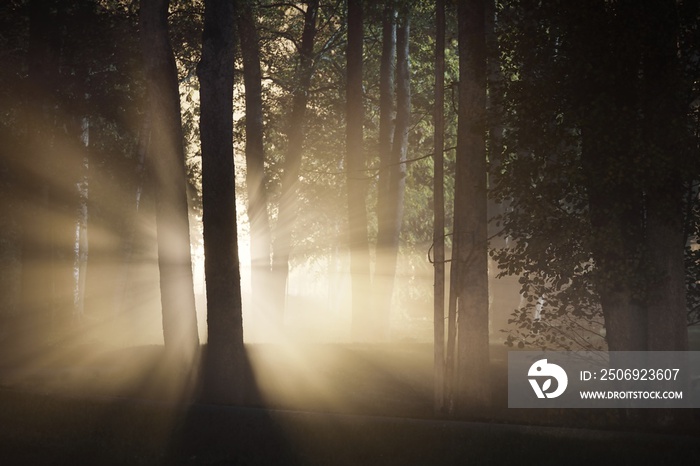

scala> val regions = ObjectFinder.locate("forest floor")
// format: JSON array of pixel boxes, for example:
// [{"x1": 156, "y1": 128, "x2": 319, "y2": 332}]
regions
[{"x1": 0, "y1": 342, "x2": 698, "y2": 465}]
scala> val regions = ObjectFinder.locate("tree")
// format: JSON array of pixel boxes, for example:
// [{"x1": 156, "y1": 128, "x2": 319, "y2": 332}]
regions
[
  {"x1": 0, "y1": 1, "x2": 159, "y2": 349},
  {"x1": 373, "y1": 1, "x2": 396, "y2": 339},
  {"x1": 576, "y1": 1, "x2": 648, "y2": 352},
  {"x1": 448, "y1": 0, "x2": 490, "y2": 412},
  {"x1": 198, "y1": 0, "x2": 246, "y2": 403},
  {"x1": 432, "y1": 0, "x2": 446, "y2": 414},
  {"x1": 637, "y1": 0, "x2": 690, "y2": 351},
  {"x1": 346, "y1": 0, "x2": 371, "y2": 339},
  {"x1": 139, "y1": 0, "x2": 200, "y2": 368},
  {"x1": 490, "y1": 0, "x2": 610, "y2": 353},
  {"x1": 17, "y1": 0, "x2": 61, "y2": 348},
  {"x1": 375, "y1": 2, "x2": 411, "y2": 340},
  {"x1": 237, "y1": 0, "x2": 272, "y2": 326},
  {"x1": 270, "y1": 0, "x2": 320, "y2": 325},
  {"x1": 491, "y1": 0, "x2": 698, "y2": 353}
]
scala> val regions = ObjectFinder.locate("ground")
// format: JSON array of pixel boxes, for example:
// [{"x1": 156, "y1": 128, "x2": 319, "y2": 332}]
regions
[{"x1": 0, "y1": 343, "x2": 698, "y2": 465}]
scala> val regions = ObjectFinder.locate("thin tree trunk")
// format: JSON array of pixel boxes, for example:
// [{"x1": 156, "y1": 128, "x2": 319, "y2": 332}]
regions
[
  {"x1": 444, "y1": 254, "x2": 458, "y2": 413},
  {"x1": 376, "y1": 0, "x2": 396, "y2": 223},
  {"x1": 114, "y1": 117, "x2": 150, "y2": 318},
  {"x1": 271, "y1": 0, "x2": 319, "y2": 327},
  {"x1": 139, "y1": 0, "x2": 200, "y2": 369},
  {"x1": 237, "y1": 0, "x2": 272, "y2": 327},
  {"x1": 374, "y1": 1, "x2": 396, "y2": 337},
  {"x1": 346, "y1": 0, "x2": 371, "y2": 340},
  {"x1": 452, "y1": 0, "x2": 490, "y2": 412},
  {"x1": 72, "y1": 117, "x2": 89, "y2": 323},
  {"x1": 433, "y1": 0, "x2": 446, "y2": 414},
  {"x1": 375, "y1": 5, "x2": 410, "y2": 339}
]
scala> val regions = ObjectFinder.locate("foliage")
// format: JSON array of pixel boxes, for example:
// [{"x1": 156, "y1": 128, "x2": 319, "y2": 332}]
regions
[
  {"x1": 491, "y1": 0, "x2": 700, "y2": 351},
  {"x1": 235, "y1": 0, "x2": 459, "y2": 287}
]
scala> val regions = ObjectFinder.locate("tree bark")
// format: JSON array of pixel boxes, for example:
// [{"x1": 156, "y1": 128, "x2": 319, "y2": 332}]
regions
[
  {"x1": 433, "y1": 0, "x2": 446, "y2": 414},
  {"x1": 640, "y1": 0, "x2": 689, "y2": 351},
  {"x1": 375, "y1": 5, "x2": 410, "y2": 340},
  {"x1": 72, "y1": 117, "x2": 89, "y2": 323},
  {"x1": 577, "y1": 2, "x2": 647, "y2": 352},
  {"x1": 139, "y1": 0, "x2": 200, "y2": 369},
  {"x1": 451, "y1": 0, "x2": 490, "y2": 412},
  {"x1": 376, "y1": 0, "x2": 396, "y2": 228},
  {"x1": 346, "y1": 0, "x2": 371, "y2": 340},
  {"x1": 374, "y1": 1, "x2": 396, "y2": 338},
  {"x1": 198, "y1": 0, "x2": 246, "y2": 403},
  {"x1": 270, "y1": 0, "x2": 319, "y2": 327},
  {"x1": 18, "y1": 0, "x2": 60, "y2": 349},
  {"x1": 237, "y1": 0, "x2": 272, "y2": 327}
]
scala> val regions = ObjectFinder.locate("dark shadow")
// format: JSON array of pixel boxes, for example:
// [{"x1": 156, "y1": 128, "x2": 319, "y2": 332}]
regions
[{"x1": 164, "y1": 344, "x2": 301, "y2": 465}]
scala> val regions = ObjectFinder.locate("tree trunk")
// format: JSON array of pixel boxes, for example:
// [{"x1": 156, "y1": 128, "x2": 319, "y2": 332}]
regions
[
  {"x1": 374, "y1": 1, "x2": 396, "y2": 338},
  {"x1": 139, "y1": 0, "x2": 200, "y2": 369},
  {"x1": 577, "y1": 3, "x2": 647, "y2": 352},
  {"x1": 237, "y1": 0, "x2": 272, "y2": 330},
  {"x1": 640, "y1": 0, "x2": 689, "y2": 352},
  {"x1": 346, "y1": 0, "x2": 371, "y2": 340},
  {"x1": 270, "y1": 0, "x2": 319, "y2": 327},
  {"x1": 375, "y1": 5, "x2": 410, "y2": 340},
  {"x1": 72, "y1": 117, "x2": 89, "y2": 323},
  {"x1": 18, "y1": 0, "x2": 60, "y2": 350},
  {"x1": 433, "y1": 0, "x2": 446, "y2": 414},
  {"x1": 114, "y1": 117, "x2": 150, "y2": 319},
  {"x1": 198, "y1": 0, "x2": 246, "y2": 403},
  {"x1": 376, "y1": 0, "x2": 396, "y2": 224},
  {"x1": 451, "y1": 0, "x2": 490, "y2": 412}
]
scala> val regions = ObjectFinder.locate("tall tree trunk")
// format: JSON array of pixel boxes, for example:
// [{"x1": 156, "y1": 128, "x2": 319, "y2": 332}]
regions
[
  {"x1": 577, "y1": 3, "x2": 647, "y2": 352},
  {"x1": 346, "y1": 0, "x2": 371, "y2": 340},
  {"x1": 198, "y1": 0, "x2": 245, "y2": 403},
  {"x1": 433, "y1": 0, "x2": 446, "y2": 414},
  {"x1": 374, "y1": 1, "x2": 396, "y2": 338},
  {"x1": 375, "y1": 5, "x2": 410, "y2": 340},
  {"x1": 640, "y1": 0, "x2": 689, "y2": 352},
  {"x1": 376, "y1": 0, "x2": 396, "y2": 220},
  {"x1": 271, "y1": 0, "x2": 319, "y2": 327},
  {"x1": 139, "y1": 0, "x2": 200, "y2": 369},
  {"x1": 451, "y1": 0, "x2": 490, "y2": 412},
  {"x1": 237, "y1": 0, "x2": 272, "y2": 330},
  {"x1": 19, "y1": 0, "x2": 60, "y2": 350}
]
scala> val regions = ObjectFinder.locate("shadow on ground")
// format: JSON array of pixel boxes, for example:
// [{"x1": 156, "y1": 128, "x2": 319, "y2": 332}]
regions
[{"x1": 0, "y1": 342, "x2": 699, "y2": 465}]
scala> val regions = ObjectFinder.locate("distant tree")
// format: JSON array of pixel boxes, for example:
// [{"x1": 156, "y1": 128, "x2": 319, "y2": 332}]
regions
[
  {"x1": 432, "y1": 0, "x2": 446, "y2": 414},
  {"x1": 375, "y1": 2, "x2": 411, "y2": 340},
  {"x1": 139, "y1": 0, "x2": 200, "y2": 367},
  {"x1": 270, "y1": 0, "x2": 320, "y2": 324},
  {"x1": 237, "y1": 0, "x2": 272, "y2": 324},
  {"x1": 346, "y1": 0, "x2": 371, "y2": 339},
  {"x1": 375, "y1": 1, "x2": 396, "y2": 250},
  {"x1": 373, "y1": 1, "x2": 396, "y2": 339}
]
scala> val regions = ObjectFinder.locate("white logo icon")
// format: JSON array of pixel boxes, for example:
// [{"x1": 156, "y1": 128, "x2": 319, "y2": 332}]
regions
[{"x1": 528, "y1": 359, "x2": 568, "y2": 399}]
